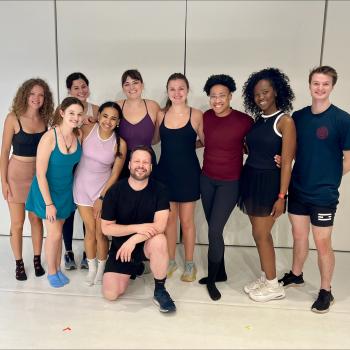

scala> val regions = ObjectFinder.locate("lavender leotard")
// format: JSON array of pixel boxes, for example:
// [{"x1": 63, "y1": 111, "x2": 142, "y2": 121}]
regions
[
  {"x1": 118, "y1": 99, "x2": 156, "y2": 179},
  {"x1": 73, "y1": 124, "x2": 116, "y2": 206}
]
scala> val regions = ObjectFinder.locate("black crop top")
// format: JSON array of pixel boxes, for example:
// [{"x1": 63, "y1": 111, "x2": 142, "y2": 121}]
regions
[{"x1": 12, "y1": 119, "x2": 46, "y2": 157}]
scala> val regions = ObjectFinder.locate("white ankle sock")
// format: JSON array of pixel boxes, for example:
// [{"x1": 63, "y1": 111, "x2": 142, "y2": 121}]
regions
[
  {"x1": 266, "y1": 277, "x2": 278, "y2": 287},
  {"x1": 93, "y1": 259, "x2": 106, "y2": 285},
  {"x1": 86, "y1": 258, "x2": 97, "y2": 286}
]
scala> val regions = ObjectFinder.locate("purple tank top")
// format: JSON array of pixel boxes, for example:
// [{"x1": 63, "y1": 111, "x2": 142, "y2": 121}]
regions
[{"x1": 119, "y1": 100, "x2": 155, "y2": 150}]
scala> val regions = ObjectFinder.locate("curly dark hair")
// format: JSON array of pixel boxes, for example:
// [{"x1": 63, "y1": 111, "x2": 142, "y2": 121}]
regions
[
  {"x1": 242, "y1": 68, "x2": 295, "y2": 118},
  {"x1": 11, "y1": 78, "x2": 54, "y2": 125},
  {"x1": 203, "y1": 74, "x2": 236, "y2": 96}
]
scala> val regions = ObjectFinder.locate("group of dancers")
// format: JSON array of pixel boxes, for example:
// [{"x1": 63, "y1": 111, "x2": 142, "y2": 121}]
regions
[{"x1": 1, "y1": 66, "x2": 349, "y2": 314}]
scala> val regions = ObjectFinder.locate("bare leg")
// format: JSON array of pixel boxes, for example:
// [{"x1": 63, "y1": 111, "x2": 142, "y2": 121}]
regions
[
  {"x1": 179, "y1": 201, "x2": 196, "y2": 262},
  {"x1": 144, "y1": 234, "x2": 168, "y2": 279},
  {"x1": 250, "y1": 215, "x2": 276, "y2": 280},
  {"x1": 8, "y1": 202, "x2": 25, "y2": 260},
  {"x1": 28, "y1": 211, "x2": 44, "y2": 256},
  {"x1": 165, "y1": 202, "x2": 178, "y2": 260},
  {"x1": 44, "y1": 219, "x2": 64, "y2": 275},
  {"x1": 96, "y1": 217, "x2": 108, "y2": 260},
  {"x1": 78, "y1": 206, "x2": 97, "y2": 259},
  {"x1": 102, "y1": 272, "x2": 130, "y2": 300},
  {"x1": 312, "y1": 225, "x2": 334, "y2": 290},
  {"x1": 289, "y1": 214, "x2": 310, "y2": 276}
]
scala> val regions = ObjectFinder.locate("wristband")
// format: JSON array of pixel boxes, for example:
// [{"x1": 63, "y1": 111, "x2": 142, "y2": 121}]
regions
[
  {"x1": 45, "y1": 203, "x2": 54, "y2": 206},
  {"x1": 278, "y1": 193, "x2": 287, "y2": 199}
]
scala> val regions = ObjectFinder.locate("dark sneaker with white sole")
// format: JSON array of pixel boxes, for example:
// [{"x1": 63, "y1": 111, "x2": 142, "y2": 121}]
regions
[
  {"x1": 64, "y1": 251, "x2": 77, "y2": 270},
  {"x1": 278, "y1": 270, "x2": 305, "y2": 287},
  {"x1": 153, "y1": 289, "x2": 176, "y2": 313},
  {"x1": 311, "y1": 289, "x2": 334, "y2": 313}
]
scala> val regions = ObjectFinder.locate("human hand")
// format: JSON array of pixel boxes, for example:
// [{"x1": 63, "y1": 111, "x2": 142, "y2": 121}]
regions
[
  {"x1": 46, "y1": 204, "x2": 57, "y2": 223},
  {"x1": 270, "y1": 199, "x2": 285, "y2": 220},
  {"x1": 134, "y1": 223, "x2": 158, "y2": 239},
  {"x1": 1, "y1": 182, "x2": 12, "y2": 200},
  {"x1": 93, "y1": 198, "x2": 103, "y2": 219},
  {"x1": 274, "y1": 154, "x2": 282, "y2": 168},
  {"x1": 116, "y1": 240, "x2": 136, "y2": 262}
]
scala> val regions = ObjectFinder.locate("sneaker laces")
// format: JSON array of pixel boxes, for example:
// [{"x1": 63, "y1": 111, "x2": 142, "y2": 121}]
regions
[{"x1": 184, "y1": 263, "x2": 194, "y2": 274}]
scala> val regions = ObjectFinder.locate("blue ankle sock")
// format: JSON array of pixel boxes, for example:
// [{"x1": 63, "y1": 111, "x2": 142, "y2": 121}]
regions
[
  {"x1": 47, "y1": 273, "x2": 64, "y2": 288},
  {"x1": 57, "y1": 270, "x2": 70, "y2": 285}
]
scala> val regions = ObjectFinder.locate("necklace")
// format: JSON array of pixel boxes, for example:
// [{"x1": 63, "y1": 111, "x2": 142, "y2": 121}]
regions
[{"x1": 59, "y1": 126, "x2": 73, "y2": 153}]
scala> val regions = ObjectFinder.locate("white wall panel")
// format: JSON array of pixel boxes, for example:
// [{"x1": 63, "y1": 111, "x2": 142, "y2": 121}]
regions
[
  {"x1": 0, "y1": 1, "x2": 57, "y2": 237},
  {"x1": 322, "y1": 1, "x2": 350, "y2": 250},
  {"x1": 56, "y1": 0, "x2": 186, "y2": 238},
  {"x1": 56, "y1": 0, "x2": 186, "y2": 105},
  {"x1": 186, "y1": 1, "x2": 326, "y2": 247}
]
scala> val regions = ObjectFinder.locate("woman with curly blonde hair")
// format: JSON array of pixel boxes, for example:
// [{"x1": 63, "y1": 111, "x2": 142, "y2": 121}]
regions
[{"x1": 0, "y1": 78, "x2": 54, "y2": 281}]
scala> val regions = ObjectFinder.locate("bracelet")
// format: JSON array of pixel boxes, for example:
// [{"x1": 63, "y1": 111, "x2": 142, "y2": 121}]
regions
[{"x1": 45, "y1": 203, "x2": 54, "y2": 206}]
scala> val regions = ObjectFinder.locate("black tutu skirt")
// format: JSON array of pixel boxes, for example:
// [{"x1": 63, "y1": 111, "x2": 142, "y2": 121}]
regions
[{"x1": 238, "y1": 165, "x2": 284, "y2": 217}]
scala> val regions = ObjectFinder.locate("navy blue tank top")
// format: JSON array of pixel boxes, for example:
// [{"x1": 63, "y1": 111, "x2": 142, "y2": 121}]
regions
[
  {"x1": 245, "y1": 111, "x2": 284, "y2": 170},
  {"x1": 12, "y1": 119, "x2": 46, "y2": 157}
]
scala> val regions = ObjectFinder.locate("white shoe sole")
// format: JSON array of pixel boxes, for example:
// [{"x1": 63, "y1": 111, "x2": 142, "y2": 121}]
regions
[
  {"x1": 249, "y1": 292, "x2": 286, "y2": 302},
  {"x1": 153, "y1": 298, "x2": 176, "y2": 313}
]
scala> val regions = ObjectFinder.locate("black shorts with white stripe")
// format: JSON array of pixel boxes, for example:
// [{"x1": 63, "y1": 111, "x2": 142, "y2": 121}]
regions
[{"x1": 288, "y1": 197, "x2": 337, "y2": 227}]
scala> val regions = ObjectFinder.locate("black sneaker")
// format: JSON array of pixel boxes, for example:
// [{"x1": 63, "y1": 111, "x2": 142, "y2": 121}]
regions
[
  {"x1": 153, "y1": 289, "x2": 176, "y2": 313},
  {"x1": 311, "y1": 289, "x2": 334, "y2": 313},
  {"x1": 278, "y1": 270, "x2": 305, "y2": 288},
  {"x1": 64, "y1": 251, "x2": 77, "y2": 270}
]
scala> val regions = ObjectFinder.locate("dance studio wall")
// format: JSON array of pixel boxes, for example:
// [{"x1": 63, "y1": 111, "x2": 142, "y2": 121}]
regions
[{"x1": 1, "y1": 0, "x2": 349, "y2": 250}]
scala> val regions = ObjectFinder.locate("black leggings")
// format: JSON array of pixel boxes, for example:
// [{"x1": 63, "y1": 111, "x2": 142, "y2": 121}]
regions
[
  {"x1": 62, "y1": 211, "x2": 85, "y2": 252},
  {"x1": 200, "y1": 174, "x2": 239, "y2": 263}
]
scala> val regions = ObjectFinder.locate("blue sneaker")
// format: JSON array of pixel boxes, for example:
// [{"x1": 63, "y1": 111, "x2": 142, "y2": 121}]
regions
[
  {"x1": 57, "y1": 270, "x2": 70, "y2": 285},
  {"x1": 153, "y1": 289, "x2": 176, "y2": 313},
  {"x1": 47, "y1": 273, "x2": 64, "y2": 288}
]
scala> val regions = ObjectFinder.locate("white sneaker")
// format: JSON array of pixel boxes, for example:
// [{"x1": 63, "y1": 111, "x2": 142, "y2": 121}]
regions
[
  {"x1": 249, "y1": 282, "x2": 286, "y2": 302},
  {"x1": 93, "y1": 259, "x2": 106, "y2": 285},
  {"x1": 86, "y1": 258, "x2": 97, "y2": 286},
  {"x1": 244, "y1": 275, "x2": 266, "y2": 294}
]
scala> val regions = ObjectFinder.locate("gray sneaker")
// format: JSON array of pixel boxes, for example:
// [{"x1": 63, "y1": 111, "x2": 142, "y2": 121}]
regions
[
  {"x1": 80, "y1": 252, "x2": 88, "y2": 270},
  {"x1": 64, "y1": 251, "x2": 77, "y2": 270}
]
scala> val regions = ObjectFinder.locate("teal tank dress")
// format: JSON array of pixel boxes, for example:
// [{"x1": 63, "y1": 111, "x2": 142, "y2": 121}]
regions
[{"x1": 26, "y1": 128, "x2": 82, "y2": 220}]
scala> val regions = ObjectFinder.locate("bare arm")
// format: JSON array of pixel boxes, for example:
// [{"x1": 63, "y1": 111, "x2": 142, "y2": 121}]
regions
[
  {"x1": 114, "y1": 209, "x2": 170, "y2": 262},
  {"x1": 271, "y1": 115, "x2": 296, "y2": 219},
  {"x1": 36, "y1": 131, "x2": 55, "y2": 206},
  {"x1": 101, "y1": 208, "x2": 169, "y2": 238},
  {"x1": 0, "y1": 114, "x2": 16, "y2": 199},
  {"x1": 152, "y1": 110, "x2": 165, "y2": 145},
  {"x1": 343, "y1": 150, "x2": 350, "y2": 175}
]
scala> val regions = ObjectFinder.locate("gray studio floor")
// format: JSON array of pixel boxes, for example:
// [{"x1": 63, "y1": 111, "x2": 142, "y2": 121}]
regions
[{"x1": 0, "y1": 236, "x2": 349, "y2": 349}]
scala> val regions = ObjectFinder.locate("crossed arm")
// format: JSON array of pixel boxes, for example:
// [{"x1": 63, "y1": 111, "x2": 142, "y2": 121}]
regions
[{"x1": 101, "y1": 209, "x2": 169, "y2": 262}]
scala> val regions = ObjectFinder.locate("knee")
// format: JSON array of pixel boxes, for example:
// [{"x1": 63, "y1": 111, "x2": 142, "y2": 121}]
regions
[
  {"x1": 28, "y1": 213, "x2": 42, "y2": 226},
  {"x1": 11, "y1": 221, "x2": 24, "y2": 234},
  {"x1": 149, "y1": 234, "x2": 168, "y2": 255},
  {"x1": 180, "y1": 218, "x2": 195, "y2": 233},
  {"x1": 315, "y1": 238, "x2": 332, "y2": 256},
  {"x1": 292, "y1": 228, "x2": 309, "y2": 241},
  {"x1": 252, "y1": 231, "x2": 272, "y2": 245},
  {"x1": 103, "y1": 287, "x2": 120, "y2": 301}
]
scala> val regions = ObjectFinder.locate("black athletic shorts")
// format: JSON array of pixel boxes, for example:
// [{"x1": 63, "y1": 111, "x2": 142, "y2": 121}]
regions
[
  {"x1": 288, "y1": 196, "x2": 337, "y2": 227},
  {"x1": 104, "y1": 239, "x2": 149, "y2": 278}
]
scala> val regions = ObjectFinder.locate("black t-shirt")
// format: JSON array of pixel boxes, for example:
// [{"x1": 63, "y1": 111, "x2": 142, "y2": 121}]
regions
[
  {"x1": 290, "y1": 104, "x2": 350, "y2": 206},
  {"x1": 101, "y1": 178, "x2": 170, "y2": 247}
]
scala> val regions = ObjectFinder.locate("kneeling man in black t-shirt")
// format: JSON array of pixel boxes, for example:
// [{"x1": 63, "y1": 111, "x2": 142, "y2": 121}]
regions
[{"x1": 101, "y1": 146, "x2": 176, "y2": 313}]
